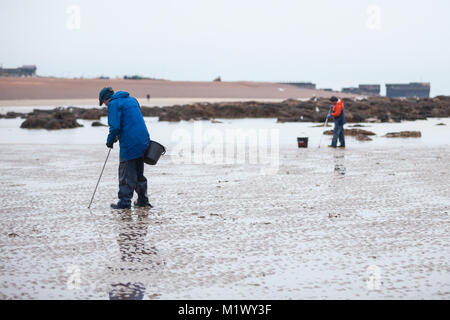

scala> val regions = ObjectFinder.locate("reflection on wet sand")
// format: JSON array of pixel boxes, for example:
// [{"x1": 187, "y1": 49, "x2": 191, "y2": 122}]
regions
[
  {"x1": 108, "y1": 210, "x2": 159, "y2": 300},
  {"x1": 328, "y1": 152, "x2": 346, "y2": 219},
  {"x1": 334, "y1": 153, "x2": 346, "y2": 177},
  {"x1": 1, "y1": 142, "x2": 449, "y2": 299}
]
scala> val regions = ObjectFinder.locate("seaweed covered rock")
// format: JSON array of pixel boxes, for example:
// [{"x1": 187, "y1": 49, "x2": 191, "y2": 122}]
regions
[
  {"x1": 149, "y1": 96, "x2": 450, "y2": 123},
  {"x1": 20, "y1": 110, "x2": 83, "y2": 130},
  {"x1": 323, "y1": 129, "x2": 376, "y2": 136},
  {"x1": 140, "y1": 106, "x2": 164, "y2": 117},
  {"x1": 158, "y1": 110, "x2": 181, "y2": 122},
  {"x1": 355, "y1": 134, "x2": 373, "y2": 141},
  {"x1": 384, "y1": 131, "x2": 422, "y2": 138},
  {"x1": 11, "y1": 96, "x2": 450, "y2": 125},
  {"x1": 4, "y1": 112, "x2": 27, "y2": 119},
  {"x1": 92, "y1": 121, "x2": 107, "y2": 127},
  {"x1": 80, "y1": 109, "x2": 102, "y2": 120},
  {"x1": 66, "y1": 107, "x2": 107, "y2": 119},
  {"x1": 277, "y1": 116, "x2": 313, "y2": 123}
]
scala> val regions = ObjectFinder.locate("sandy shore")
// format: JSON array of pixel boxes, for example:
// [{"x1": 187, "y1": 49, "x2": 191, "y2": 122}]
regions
[
  {"x1": 0, "y1": 77, "x2": 354, "y2": 106},
  {"x1": 0, "y1": 98, "x2": 290, "y2": 108},
  {"x1": 0, "y1": 118, "x2": 449, "y2": 299}
]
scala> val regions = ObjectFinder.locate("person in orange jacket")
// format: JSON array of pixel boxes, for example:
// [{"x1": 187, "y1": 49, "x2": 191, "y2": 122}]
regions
[{"x1": 327, "y1": 96, "x2": 346, "y2": 148}]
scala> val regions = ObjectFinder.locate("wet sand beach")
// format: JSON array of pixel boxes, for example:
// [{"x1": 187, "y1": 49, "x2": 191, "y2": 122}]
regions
[{"x1": 0, "y1": 117, "x2": 449, "y2": 299}]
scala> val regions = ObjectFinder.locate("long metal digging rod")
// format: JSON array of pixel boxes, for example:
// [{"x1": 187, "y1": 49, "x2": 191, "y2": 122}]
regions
[
  {"x1": 318, "y1": 106, "x2": 333, "y2": 149},
  {"x1": 88, "y1": 148, "x2": 111, "y2": 209},
  {"x1": 318, "y1": 117, "x2": 329, "y2": 149}
]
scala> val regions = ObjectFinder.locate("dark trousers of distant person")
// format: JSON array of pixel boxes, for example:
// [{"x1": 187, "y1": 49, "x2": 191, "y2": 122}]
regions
[
  {"x1": 117, "y1": 157, "x2": 149, "y2": 207},
  {"x1": 331, "y1": 121, "x2": 345, "y2": 148}
]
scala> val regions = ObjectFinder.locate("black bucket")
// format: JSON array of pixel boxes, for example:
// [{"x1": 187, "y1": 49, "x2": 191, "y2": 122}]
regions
[
  {"x1": 144, "y1": 140, "x2": 166, "y2": 165},
  {"x1": 297, "y1": 137, "x2": 308, "y2": 148}
]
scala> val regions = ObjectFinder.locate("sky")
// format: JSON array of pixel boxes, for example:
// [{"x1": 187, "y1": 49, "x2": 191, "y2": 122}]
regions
[{"x1": 1, "y1": 0, "x2": 449, "y2": 96}]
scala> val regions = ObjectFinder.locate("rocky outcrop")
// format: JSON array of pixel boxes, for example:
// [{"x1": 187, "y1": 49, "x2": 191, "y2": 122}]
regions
[
  {"x1": 0, "y1": 112, "x2": 27, "y2": 119},
  {"x1": 18, "y1": 107, "x2": 107, "y2": 130},
  {"x1": 68, "y1": 107, "x2": 108, "y2": 119},
  {"x1": 349, "y1": 124, "x2": 370, "y2": 128},
  {"x1": 355, "y1": 134, "x2": 373, "y2": 141},
  {"x1": 20, "y1": 109, "x2": 83, "y2": 130},
  {"x1": 139, "y1": 106, "x2": 163, "y2": 117},
  {"x1": 384, "y1": 131, "x2": 422, "y2": 138},
  {"x1": 91, "y1": 121, "x2": 107, "y2": 127},
  {"x1": 323, "y1": 128, "x2": 376, "y2": 142},
  {"x1": 80, "y1": 109, "x2": 102, "y2": 120},
  {"x1": 11, "y1": 95, "x2": 450, "y2": 129},
  {"x1": 323, "y1": 129, "x2": 376, "y2": 136},
  {"x1": 138, "y1": 96, "x2": 450, "y2": 123},
  {"x1": 158, "y1": 110, "x2": 181, "y2": 122}
]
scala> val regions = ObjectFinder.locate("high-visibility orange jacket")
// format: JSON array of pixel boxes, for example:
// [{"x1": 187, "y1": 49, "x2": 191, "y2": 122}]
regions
[{"x1": 331, "y1": 99, "x2": 344, "y2": 117}]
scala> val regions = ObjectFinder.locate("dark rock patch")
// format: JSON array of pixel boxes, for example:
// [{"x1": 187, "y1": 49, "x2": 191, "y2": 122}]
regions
[
  {"x1": 323, "y1": 129, "x2": 376, "y2": 136},
  {"x1": 20, "y1": 110, "x2": 83, "y2": 130},
  {"x1": 384, "y1": 131, "x2": 422, "y2": 138},
  {"x1": 91, "y1": 121, "x2": 107, "y2": 127},
  {"x1": 80, "y1": 109, "x2": 102, "y2": 120},
  {"x1": 3, "y1": 112, "x2": 27, "y2": 119},
  {"x1": 349, "y1": 124, "x2": 370, "y2": 128},
  {"x1": 12, "y1": 96, "x2": 450, "y2": 128},
  {"x1": 141, "y1": 96, "x2": 450, "y2": 123},
  {"x1": 355, "y1": 134, "x2": 373, "y2": 141}
]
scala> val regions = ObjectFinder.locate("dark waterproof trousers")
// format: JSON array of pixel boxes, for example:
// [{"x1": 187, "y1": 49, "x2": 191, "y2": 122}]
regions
[
  {"x1": 117, "y1": 157, "x2": 149, "y2": 207},
  {"x1": 331, "y1": 121, "x2": 345, "y2": 148}
]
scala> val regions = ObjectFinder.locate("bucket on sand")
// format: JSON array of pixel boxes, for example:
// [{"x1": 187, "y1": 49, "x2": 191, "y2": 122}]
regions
[
  {"x1": 144, "y1": 140, "x2": 166, "y2": 165},
  {"x1": 297, "y1": 137, "x2": 308, "y2": 148}
]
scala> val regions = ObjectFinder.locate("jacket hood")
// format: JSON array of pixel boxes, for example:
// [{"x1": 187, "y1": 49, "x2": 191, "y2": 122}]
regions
[{"x1": 110, "y1": 91, "x2": 130, "y2": 100}]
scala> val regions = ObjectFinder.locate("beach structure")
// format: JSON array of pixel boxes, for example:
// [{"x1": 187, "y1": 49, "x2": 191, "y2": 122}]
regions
[
  {"x1": 279, "y1": 82, "x2": 317, "y2": 90},
  {"x1": 342, "y1": 84, "x2": 380, "y2": 96},
  {"x1": 385, "y1": 83, "x2": 430, "y2": 98},
  {"x1": 0, "y1": 65, "x2": 36, "y2": 77},
  {"x1": 124, "y1": 75, "x2": 144, "y2": 80}
]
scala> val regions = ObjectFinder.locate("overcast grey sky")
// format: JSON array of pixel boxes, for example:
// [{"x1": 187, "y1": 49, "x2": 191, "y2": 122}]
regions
[{"x1": 1, "y1": 0, "x2": 449, "y2": 95}]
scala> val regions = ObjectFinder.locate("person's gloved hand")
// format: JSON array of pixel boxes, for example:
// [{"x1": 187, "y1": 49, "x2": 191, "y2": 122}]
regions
[
  {"x1": 106, "y1": 136, "x2": 118, "y2": 149},
  {"x1": 327, "y1": 113, "x2": 332, "y2": 119}
]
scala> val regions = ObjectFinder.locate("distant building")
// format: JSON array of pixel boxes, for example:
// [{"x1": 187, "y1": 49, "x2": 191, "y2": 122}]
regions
[
  {"x1": 359, "y1": 84, "x2": 380, "y2": 96},
  {"x1": 124, "y1": 75, "x2": 144, "y2": 80},
  {"x1": 279, "y1": 82, "x2": 316, "y2": 90},
  {"x1": 385, "y1": 83, "x2": 430, "y2": 98},
  {"x1": 0, "y1": 65, "x2": 37, "y2": 77},
  {"x1": 342, "y1": 84, "x2": 380, "y2": 96}
]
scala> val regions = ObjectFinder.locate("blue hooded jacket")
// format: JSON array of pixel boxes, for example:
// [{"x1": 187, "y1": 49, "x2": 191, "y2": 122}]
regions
[{"x1": 106, "y1": 91, "x2": 150, "y2": 162}]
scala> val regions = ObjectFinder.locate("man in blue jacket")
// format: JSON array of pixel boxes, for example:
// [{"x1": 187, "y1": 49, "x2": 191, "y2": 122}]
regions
[{"x1": 99, "y1": 87, "x2": 151, "y2": 209}]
